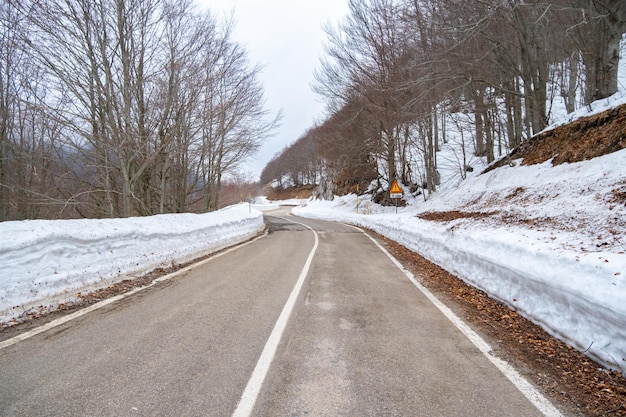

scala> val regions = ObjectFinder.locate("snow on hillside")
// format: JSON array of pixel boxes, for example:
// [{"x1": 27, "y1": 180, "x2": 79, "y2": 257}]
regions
[{"x1": 0, "y1": 204, "x2": 267, "y2": 325}]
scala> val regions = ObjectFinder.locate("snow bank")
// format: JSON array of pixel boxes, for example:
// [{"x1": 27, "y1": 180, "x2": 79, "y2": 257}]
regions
[{"x1": 0, "y1": 204, "x2": 264, "y2": 323}]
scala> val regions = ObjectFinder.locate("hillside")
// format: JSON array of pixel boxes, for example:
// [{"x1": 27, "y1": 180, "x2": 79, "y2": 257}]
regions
[
  {"x1": 421, "y1": 102, "x2": 626, "y2": 247},
  {"x1": 265, "y1": 184, "x2": 316, "y2": 201}
]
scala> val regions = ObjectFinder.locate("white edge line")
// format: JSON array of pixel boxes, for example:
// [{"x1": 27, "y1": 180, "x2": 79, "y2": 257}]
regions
[
  {"x1": 231, "y1": 217, "x2": 319, "y2": 417},
  {"x1": 352, "y1": 225, "x2": 564, "y2": 417},
  {"x1": 0, "y1": 232, "x2": 268, "y2": 351}
]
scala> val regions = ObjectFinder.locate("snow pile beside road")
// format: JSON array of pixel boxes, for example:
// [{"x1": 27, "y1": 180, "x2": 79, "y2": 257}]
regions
[
  {"x1": 0, "y1": 204, "x2": 264, "y2": 323},
  {"x1": 293, "y1": 149, "x2": 626, "y2": 373}
]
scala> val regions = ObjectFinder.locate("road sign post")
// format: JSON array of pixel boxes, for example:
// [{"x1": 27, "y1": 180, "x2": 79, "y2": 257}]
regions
[{"x1": 389, "y1": 179, "x2": 403, "y2": 214}]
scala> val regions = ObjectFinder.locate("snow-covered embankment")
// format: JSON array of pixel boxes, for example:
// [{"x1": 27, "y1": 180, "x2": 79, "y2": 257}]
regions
[{"x1": 0, "y1": 204, "x2": 265, "y2": 323}]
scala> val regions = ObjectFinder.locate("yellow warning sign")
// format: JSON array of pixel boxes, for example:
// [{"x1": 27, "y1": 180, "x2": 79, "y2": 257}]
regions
[{"x1": 390, "y1": 180, "x2": 403, "y2": 198}]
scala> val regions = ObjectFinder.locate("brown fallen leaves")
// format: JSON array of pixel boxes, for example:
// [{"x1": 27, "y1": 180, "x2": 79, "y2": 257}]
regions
[
  {"x1": 376, "y1": 232, "x2": 626, "y2": 417},
  {"x1": 418, "y1": 210, "x2": 498, "y2": 222}
]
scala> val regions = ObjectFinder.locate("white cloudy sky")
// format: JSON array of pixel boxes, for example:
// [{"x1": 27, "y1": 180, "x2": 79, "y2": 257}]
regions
[{"x1": 194, "y1": 0, "x2": 349, "y2": 180}]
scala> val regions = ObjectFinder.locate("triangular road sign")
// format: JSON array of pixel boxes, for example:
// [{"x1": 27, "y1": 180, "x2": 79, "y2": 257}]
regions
[{"x1": 390, "y1": 179, "x2": 402, "y2": 195}]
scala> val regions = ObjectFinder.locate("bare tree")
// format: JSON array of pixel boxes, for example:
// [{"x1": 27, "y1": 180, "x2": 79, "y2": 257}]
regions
[
  {"x1": 316, "y1": 0, "x2": 412, "y2": 196},
  {"x1": 0, "y1": 0, "x2": 20, "y2": 220},
  {"x1": 3, "y1": 0, "x2": 276, "y2": 219},
  {"x1": 13, "y1": 0, "x2": 166, "y2": 217},
  {"x1": 563, "y1": 0, "x2": 626, "y2": 103},
  {"x1": 1, "y1": 1, "x2": 66, "y2": 220},
  {"x1": 197, "y1": 21, "x2": 280, "y2": 211}
]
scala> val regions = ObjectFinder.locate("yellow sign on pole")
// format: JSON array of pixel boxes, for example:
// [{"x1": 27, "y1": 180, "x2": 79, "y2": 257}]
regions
[{"x1": 390, "y1": 180, "x2": 403, "y2": 198}]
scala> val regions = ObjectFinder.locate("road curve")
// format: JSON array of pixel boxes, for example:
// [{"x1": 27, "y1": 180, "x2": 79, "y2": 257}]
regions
[{"x1": 0, "y1": 208, "x2": 561, "y2": 416}]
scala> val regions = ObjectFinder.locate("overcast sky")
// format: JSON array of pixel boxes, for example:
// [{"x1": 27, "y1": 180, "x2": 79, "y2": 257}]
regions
[{"x1": 194, "y1": 0, "x2": 349, "y2": 180}]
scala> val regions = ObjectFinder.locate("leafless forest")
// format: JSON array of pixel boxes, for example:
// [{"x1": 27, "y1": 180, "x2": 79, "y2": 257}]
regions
[
  {"x1": 0, "y1": 0, "x2": 278, "y2": 220},
  {"x1": 261, "y1": 0, "x2": 625, "y2": 202},
  {"x1": 2, "y1": 0, "x2": 624, "y2": 220}
]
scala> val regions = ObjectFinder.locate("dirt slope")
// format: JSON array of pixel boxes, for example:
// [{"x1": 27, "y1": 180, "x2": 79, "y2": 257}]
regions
[{"x1": 486, "y1": 103, "x2": 626, "y2": 172}]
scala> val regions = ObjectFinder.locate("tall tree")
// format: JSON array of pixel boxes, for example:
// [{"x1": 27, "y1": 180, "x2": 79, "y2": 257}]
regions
[
  {"x1": 197, "y1": 23, "x2": 279, "y2": 211},
  {"x1": 316, "y1": 0, "x2": 409, "y2": 192},
  {"x1": 565, "y1": 0, "x2": 626, "y2": 103}
]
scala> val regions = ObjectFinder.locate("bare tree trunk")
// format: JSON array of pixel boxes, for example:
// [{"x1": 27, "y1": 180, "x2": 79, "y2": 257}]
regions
[
  {"x1": 579, "y1": 0, "x2": 626, "y2": 103},
  {"x1": 0, "y1": 52, "x2": 9, "y2": 221},
  {"x1": 565, "y1": 53, "x2": 579, "y2": 114},
  {"x1": 485, "y1": 102, "x2": 494, "y2": 163},
  {"x1": 507, "y1": 0, "x2": 550, "y2": 135},
  {"x1": 472, "y1": 85, "x2": 486, "y2": 157},
  {"x1": 384, "y1": 123, "x2": 397, "y2": 185}
]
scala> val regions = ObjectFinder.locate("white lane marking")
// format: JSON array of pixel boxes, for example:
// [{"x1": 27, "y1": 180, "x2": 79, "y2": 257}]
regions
[
  {"x1": 232, "y1": 217, "x2": 319, "y2": 417},
  {"x1": 354, "y1": 226, "x2": 564, "y2": 417},
  {"x1": 0, "y1": 233, "x2": 267, "y2": 350}
]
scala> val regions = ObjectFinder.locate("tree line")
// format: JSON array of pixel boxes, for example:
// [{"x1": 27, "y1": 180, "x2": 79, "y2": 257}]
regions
[
  {"x1": 0, "y1": 0, "x2": 278, "y2": 221},
  {"x1": 262, "y1": 0, "x2": 625, "y2": 202}
]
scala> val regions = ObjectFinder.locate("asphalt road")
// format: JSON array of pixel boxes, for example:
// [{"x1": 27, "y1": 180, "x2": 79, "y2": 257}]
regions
[{"x1": 0, "y1": 208, "x2": 560, "y2": 416}]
